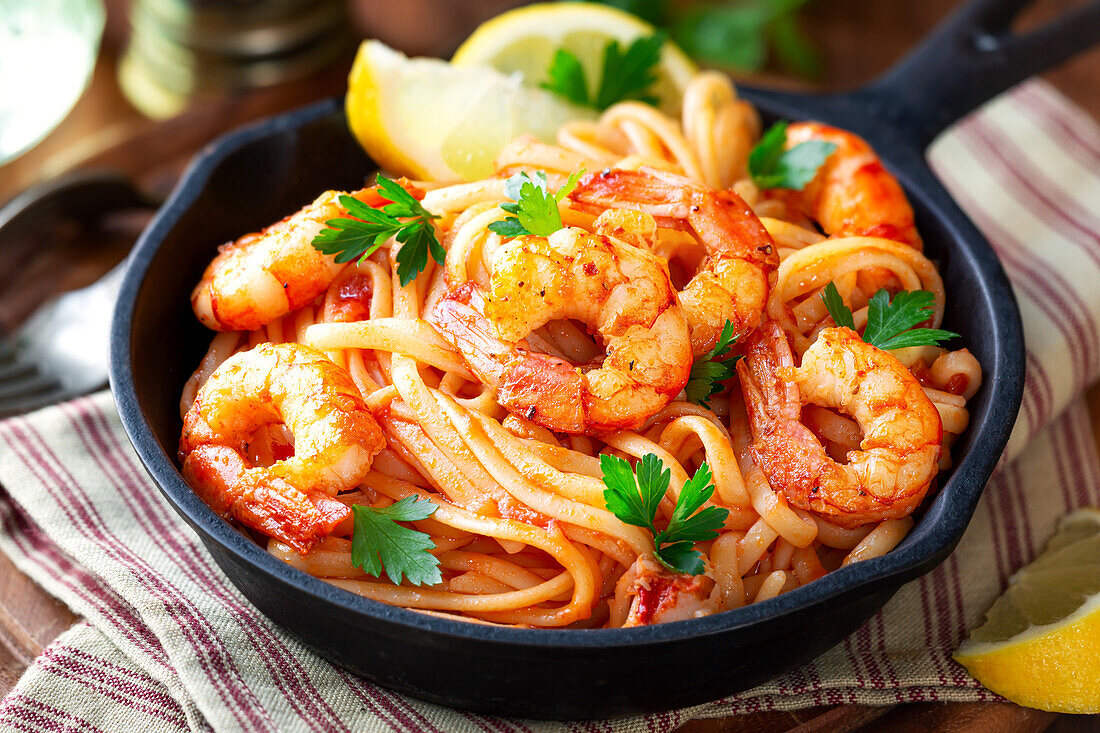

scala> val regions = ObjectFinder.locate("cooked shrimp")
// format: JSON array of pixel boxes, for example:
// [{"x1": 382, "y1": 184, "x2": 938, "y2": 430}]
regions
[
  {"x1": 180, "y1": 342, "x2": 386, "y2": 553},
  {"x1": 192, "y1": 188, "x2": 396, "y2": 332},
  {"x1": 569, "y1": 167, "x2": 778, "y2": 355},
  {"x1": 738, "y1": 323, "x2": 942, "y2": 528},
  {"x1": 617, "y1": 556, "x2": 716, "y2": 627},
  {"x1": 429, "y1": 228, "x2": 692, "y2": 434},
  {"x1": 781, "y1": 122, "x2": 922, "y2": 249}
]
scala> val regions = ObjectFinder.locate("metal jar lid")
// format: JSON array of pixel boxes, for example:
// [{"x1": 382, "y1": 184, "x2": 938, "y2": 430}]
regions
[{"x1": 119, "y1": 0, "x2": 349, "y2": 118}]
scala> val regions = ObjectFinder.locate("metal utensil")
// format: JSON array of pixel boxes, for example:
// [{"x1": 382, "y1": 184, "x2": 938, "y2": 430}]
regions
[{"x1": 0, "y1": 171, "x2": 158, "y2": 417}]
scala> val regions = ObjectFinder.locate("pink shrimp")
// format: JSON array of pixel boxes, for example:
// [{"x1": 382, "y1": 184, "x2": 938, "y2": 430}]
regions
[
  {"x1": 618, "y1": 556, "x2": 716, "y2": 627},
  {"x1": 180, "y1": 342, "x2": 385, "y2": 553},
  {"x1": 192, "y1": 187, "x2": 402, "y2": 332},
  {"x1": 738, "y1": 323, "x2": 942, "y2": 528},
  {"x1": 569, "y1": 166, "x2": 778, "y2": 356},
  {"x1": 780, "y1": 122, "x2": 922, "y2": 249},
  {"x1": 429, "y1": 227, "x2": 692, "y2": 434}
]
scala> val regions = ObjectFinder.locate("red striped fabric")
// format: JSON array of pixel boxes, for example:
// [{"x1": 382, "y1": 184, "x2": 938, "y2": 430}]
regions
[{"x1": 0, "y1": 78, "x2": 1098, "y2": 731}]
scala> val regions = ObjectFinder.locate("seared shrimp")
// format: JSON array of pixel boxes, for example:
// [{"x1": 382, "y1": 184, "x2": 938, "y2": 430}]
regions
[
  {"x1": 192, "y1": 188, "x2": 397, "y2": 332},
  {"x1": 180, "y1": 342, "x2": 385, "y2": 552},
  {"x1": 781, "y1": 122, "x2": 921, "y2": 249},
  {"x1": 617, "y1": 556, "x2": 716, "y2": 627},
  {"x1": 738, "y1": 323, "x2": 942, "y2": 528},
  {"x1": 569, "y1": 167, "x2": 777, "y2": 355},
  {"x1": 429, "y1": 228, "x2": 692, "y2": 434}
]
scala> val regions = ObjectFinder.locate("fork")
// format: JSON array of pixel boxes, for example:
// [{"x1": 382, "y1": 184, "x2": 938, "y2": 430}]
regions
[{"x1": 0, "y1": 171, "x2": 159, "y2": 418}]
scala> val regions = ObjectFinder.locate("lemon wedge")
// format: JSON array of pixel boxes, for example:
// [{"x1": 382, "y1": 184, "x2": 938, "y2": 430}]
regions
[
  {"x1": 954, "y1": 508, "x2": 1100, "y2": 713},
  {"x1": 345, "y1": 40, "x2": 595, "y2": 182},
  {"x1": 451, "y1": 2, "x2": 697, "y2": 116}
]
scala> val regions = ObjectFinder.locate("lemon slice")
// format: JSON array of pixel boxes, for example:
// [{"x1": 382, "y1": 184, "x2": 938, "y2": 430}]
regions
[
  {"x1": 451, "y1": 2, "x2": 697, "y2": 116},
  {"x1": 954, "y1": 508, "x2": 1100, "y2": 713},
  {"x1": 345, "y1": 40, "x2": 595, "y2": 182}
]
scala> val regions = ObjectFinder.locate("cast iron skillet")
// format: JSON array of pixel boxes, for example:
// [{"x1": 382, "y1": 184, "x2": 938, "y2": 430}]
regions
[{"x1": 111, "y1": 0, "x2": 1097, "y2": 720}]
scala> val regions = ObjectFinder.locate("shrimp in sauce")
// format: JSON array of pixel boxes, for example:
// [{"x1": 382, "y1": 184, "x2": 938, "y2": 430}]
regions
[
  {"x1": 569, "y1": 166, "x2": 778, "y2": 356},
  {"x1": 778, "y1": 122, "x2": 922, "y2": 249},
  {"x1": 617, "y1": 556, "x2": 716, "y2": 627},
  {"x1": 430, "y1": 227, "x2": 692, "y2": 434},
  {"x1": 192, "y1": 188, "x2": 398, "y2": 332},
  {"x1": 738, "y1": 323, "x2": 942, "y2": 528},
  {"x1": 180, "y1": 342, "x2": 385, "y2": 552}
]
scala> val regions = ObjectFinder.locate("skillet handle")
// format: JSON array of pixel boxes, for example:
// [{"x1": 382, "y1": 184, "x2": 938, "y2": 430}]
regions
[{"x1": 861, "y1": 0, "x2": 1100, "y2": 149}]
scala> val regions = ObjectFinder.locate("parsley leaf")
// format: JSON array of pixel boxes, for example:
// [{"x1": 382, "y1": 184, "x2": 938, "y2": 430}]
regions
[
  {"x1": 652, "y1": 541, "x2": 701, "y2": 574},
  {"x1": 819, "y1": 283, "x2": 959, "y2": 351},
  {"x1": 488, "y1": 169, "x2": 584, "y2": 238},
  {"x1": 862, "y1": 289, "x2": 959, "y2": 350},
  {"x1": 601, "y1": 453, "x2": 666, "y2": 528},
  {"x1": 820, "y1": 282, "x2": 855, "y2": 330},
  {"x1": 540, "y1": 33, "x2": 665, "y2": 110},
  {"x1": 596, "y1": 32, "x2": 666, "y2": 109},
  {"x1": 600, "y1": 454, "x2": 728, "y2": 575},
  {"x1": 350, "y1": 496, "x2": 441, "y2": 586},
  {"x1": 654, "y1": 463, "x2": 728, "y2": 574},
  {"x1": 685, "y1": 320, "x2": 741, "y2": 407},
  {"x1": 748, "y1": 120, "x2": 837, "y2": 191},
  {"x1": 312, "y1": 175, "x2": 443, "y2": 287},
  {"x1": 662, "y1": 462, "x2": 720, "y2": 535},
  {"x1": 543, "y1": 49, "x2": 589, "y2": 107}
]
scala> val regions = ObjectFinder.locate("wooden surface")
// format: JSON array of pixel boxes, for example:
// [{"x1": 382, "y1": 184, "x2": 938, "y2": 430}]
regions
[{"x1": 1, "y1": 0, "x2": 1099, "y2": 730}]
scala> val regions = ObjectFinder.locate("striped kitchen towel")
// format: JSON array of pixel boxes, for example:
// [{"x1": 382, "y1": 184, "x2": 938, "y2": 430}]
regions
[{"x1": 0, "y1": 77, "x2": 1099, "y2": 732}]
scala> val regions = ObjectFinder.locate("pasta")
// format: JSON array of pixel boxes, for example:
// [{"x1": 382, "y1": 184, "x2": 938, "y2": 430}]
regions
[{"x1": 179, "y1": 71, "x2": 981, "y2": 628}]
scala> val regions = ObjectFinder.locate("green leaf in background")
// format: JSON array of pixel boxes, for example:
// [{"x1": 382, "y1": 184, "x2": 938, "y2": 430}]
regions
[
  {"x1": 542, "y1": 49, "x2": 590, "y2": 107},
  {"x1": 590, "y1": 0, "x2": 819, "y2": 78},
  {"x1": 672, "y1": 5, "x2": 769, "y2": 72},
  {"x1": 767, "y1": 11, "x2": 821, "y2": 78},
  {"x1": 585, "y1": 0, "x2": 670, "y2": 26},
  {"x1": 540, "y1": 32, "x2": 666, "y2": 110}
]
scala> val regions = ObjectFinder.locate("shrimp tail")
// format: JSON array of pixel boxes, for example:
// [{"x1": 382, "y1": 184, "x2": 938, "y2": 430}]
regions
[{"x1": 183, "y1": 445, "x2": 350, "y2": 554}]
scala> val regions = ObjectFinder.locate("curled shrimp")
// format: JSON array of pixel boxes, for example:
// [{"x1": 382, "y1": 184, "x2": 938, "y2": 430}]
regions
[
  {"x1": 180, "y1": 342, "x2": 386, "y2": 553},
  {"x1": 780, "y1": 122, "x2": 922, "y2": 249},
  {"x1": 569, "y1": 166, "x2": 778, "y2": 356},
  {"x1": 192, "y1": 188, "x2": 396, "y2": 332},
  {"x1": 738, "y1": 323, "x2": 942, "y2": 528},
  {"x1": 429, "y1": 227, "x2": 692, "y2": 434}
]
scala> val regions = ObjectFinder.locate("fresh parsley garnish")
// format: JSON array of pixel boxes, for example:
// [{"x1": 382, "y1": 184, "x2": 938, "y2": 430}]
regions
[
  {"x1": 819, "y1": 281, "x2": 855, "y2": 330},
  {"x1": 488, "y1": 169, "x2": 584, "y2": 238},
  {"x1": 685, "y1": 319, "x2": 741, "y2": 408},
  {"x1": 820, "y1": 282, "x2": 959, "y2": 350},
  {"x1": 350, "y1": 496, "x2": 441, "y2": 586},
  {"x1": 541, "y1": 32, "x2": 666, "y2": 110},
  {"x1": 601, "y1": 453, "x2": 729, "y2": 575},
  {"x1": 542, "y1": 49, "x2": 589, "y2": 107},
  {"x1": 312, "y1": 175, "x2": 444, "y2": 287},
  {"x1": 748, "y1": 120, "x2": 837, "y2": 190}
]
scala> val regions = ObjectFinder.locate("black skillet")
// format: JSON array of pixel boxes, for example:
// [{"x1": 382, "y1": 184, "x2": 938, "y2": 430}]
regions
[{"x1": 110, "y1": 0, "x2": 1096, "y2": 720}]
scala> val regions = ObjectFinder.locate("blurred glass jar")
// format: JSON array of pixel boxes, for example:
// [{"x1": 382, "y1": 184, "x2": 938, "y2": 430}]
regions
[
  {"x1": 0, "y1": 0, "x2": 106, "y2": 164},
  {"x1": 119, "y1": 0, "x2": 349, "y2": 119}
]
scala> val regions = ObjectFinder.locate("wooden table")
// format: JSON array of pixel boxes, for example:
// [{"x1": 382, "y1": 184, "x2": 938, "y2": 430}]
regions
[{"x1": 1, "y1": 1, "x2": 1098, "y2": 730}]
